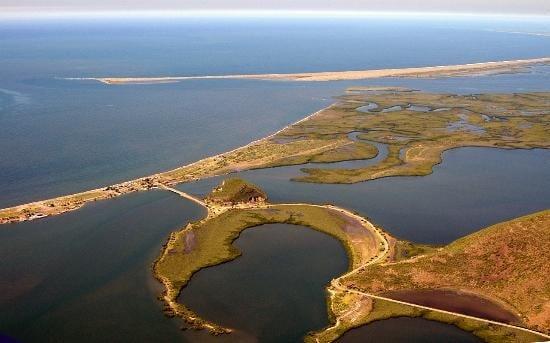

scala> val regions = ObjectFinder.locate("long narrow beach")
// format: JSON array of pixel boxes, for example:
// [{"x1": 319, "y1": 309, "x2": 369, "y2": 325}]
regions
[{"x1": 68, "y1": 57, "x2": 550, "y2": 84}]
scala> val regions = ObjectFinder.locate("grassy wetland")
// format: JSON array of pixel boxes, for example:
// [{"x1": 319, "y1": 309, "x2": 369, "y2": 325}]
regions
[
  {"x1": 1, "y1": 88, "x2": 549, "y2": 224},
  {"x1": 153, "y1": 178, "x2": 388, "y2": 334},
  {"x1": 289, "y1": 91, "x2": 550, "y2": 183},
  {"x1": 0, "y1": 88, "x2": 548, "y2": 225},
  {"x1": 153, "y1": 178, "x2": 550, "y2": 342}
]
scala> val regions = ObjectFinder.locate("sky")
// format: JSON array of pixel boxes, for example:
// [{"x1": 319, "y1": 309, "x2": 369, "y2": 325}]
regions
[{"x1": 0, "y1": 0, "x2": 548, "y2": 16}]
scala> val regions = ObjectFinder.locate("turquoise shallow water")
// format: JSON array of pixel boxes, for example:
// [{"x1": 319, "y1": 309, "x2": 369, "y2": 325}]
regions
[{"x1": 1, "y1": 16, "x2": 549, "y2": 342}]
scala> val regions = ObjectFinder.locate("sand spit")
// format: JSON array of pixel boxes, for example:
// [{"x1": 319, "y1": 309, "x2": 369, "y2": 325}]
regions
[{"x1": 68, "y1": 57, "x2": 550, "y2": 84}]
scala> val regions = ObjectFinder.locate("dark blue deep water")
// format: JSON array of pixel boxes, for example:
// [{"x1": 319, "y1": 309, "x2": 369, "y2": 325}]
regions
[{"x1": 0, "y1": 15, "x2": 549, "y2": 342}]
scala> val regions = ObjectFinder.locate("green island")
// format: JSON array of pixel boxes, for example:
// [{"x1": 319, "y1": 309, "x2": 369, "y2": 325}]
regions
[
  {"x1": 154, "y1": 178, "x2": 550, "y2": 342},
  {"x1": 154, "y1": 178, "x2": 388, "y2": 334},
  {"x1": 0, "y1": 88, "x2": 548, "y2": 225}
]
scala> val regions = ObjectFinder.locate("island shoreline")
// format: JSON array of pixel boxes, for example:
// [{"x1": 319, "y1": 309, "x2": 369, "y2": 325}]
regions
[
  {"x1": 2, "y1": 89, "x2": 549, "y2": 225},
  {"x1": 66, "y1": 57, "x2": 550, "y2": 84}
]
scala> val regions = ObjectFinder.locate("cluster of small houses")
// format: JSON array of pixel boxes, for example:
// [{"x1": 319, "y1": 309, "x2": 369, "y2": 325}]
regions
[
  {"x1": 2, "y1": 177, "x2": 265, "y2": 224},
  {"x1": 208, "y1": 182, "x2": 267, "y2": 206},
  {"x1": 205, "y1": 193, "x2": 266, "y2": 207},
  {"x1": 103, "y1": 177, "x2": 163, "y2": 197},
  {"x1": 3, "y1": 177, "x2": 167, "y2": 224},
  {"x1": 207, "y1": 195, "x2": 266, "y2": 207}
]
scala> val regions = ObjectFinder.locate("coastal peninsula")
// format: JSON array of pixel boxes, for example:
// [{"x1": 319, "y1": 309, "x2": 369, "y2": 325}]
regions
[
  {"x1": 1, "y1": 89, "x2": 548, "y2": 225},
  {"x1": 70, "y1": 57, "x2": 550, "y2": 84}
]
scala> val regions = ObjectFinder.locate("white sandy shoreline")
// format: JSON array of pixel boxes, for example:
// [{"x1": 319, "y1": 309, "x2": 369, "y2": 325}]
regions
[{"x1": 67, "y1": 57, "x2": 550, "y2": 84}]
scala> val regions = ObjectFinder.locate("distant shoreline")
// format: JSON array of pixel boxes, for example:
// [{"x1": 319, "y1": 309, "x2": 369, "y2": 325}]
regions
[{"x1": 67, "y1": 57, "x2": 550, "y2": 84}]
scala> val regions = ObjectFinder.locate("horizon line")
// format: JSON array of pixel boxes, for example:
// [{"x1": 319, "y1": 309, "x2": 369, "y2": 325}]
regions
[{"x1": 1, "y1": 9, "x2": 549, "y2": 20}]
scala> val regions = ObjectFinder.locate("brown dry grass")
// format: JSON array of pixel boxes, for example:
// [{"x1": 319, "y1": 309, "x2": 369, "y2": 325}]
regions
[{"x1": 346, "y1": 210, "x2": 550, "y2": 334}]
